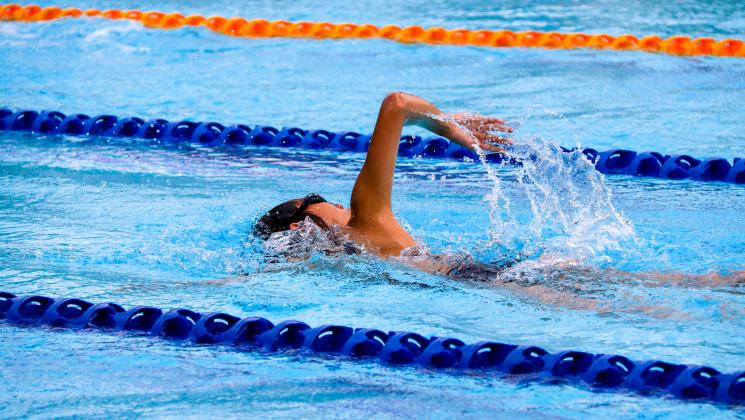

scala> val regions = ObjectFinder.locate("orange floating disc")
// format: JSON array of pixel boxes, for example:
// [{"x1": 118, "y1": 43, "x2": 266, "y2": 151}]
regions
[
  {"x1": 516, "y1": 30, "x2": 543, "y2": 47},
  {"x1": 688, "y1": 37, "x2": 715, "y2": 55},
  {"x1": 588, "y1": 34, "x2": 615, "y2": 49},
  {"x1": 0, "y1": 5, "x2": 22, "y2": 20},
  {"x1": 611, "y1": 34, "x2": 639, "y2": 50},
  {"x1": 289, "y1": 21, "x2": 314, "y2": 37},
  {"x1": 124, "y1": 10, "x2": 142, "y2": 20},
  {"x1": 355, "y1": 23, "x2": 378, "y2": 38},
  {"x1": 541, "y1": 32, "x2": 566, "y2": 48},
  {"x1": 243, "y1": 19, "x2": 268, "y2": 36},
  {"x1": 102, "y1": 9, "x2": 122, "y2": 19},
  {"x1": 141, "y1": 11, "x2": 166, "y2": 27},
  {"x1": 215, "y1": 17, "x2": 244, "y2": 36},
  {"x1": 37, "y1": 6, "x2": 62, "y2": 20},
  {"x1": 638, "y1": 35, "x2": 663, "y2": 51},
  {"x1": 19, "y1": 5, "x2": 42, "y2": 20},
  {"x1": 160, "y1": 13, "x2": 185, "y2": 29},
  {"x1": 333, "y1": 23, "x2": 359, "y2": 38},
  {"x1": 377, "y1": 24, "x2": 401, "y2": 40},
  {"x1": 661, "y1": 35, "x2": 691, "y2": 55},
  {"x1": 399, "y1": 25, "x2": 425, "y2": 43},
  {"x1": 184, "y1": 15, "x2": 205, "y2": 26},
  {"x1": 313, "y1": 22, "x2": 336, "y2": 38},
  {"x1": 267, "y1": 20, "x2": 291, "y2": 37},
  {"x1": 493, "y1": 30, "x2": 517, "y2": 47},
  {"x1": 204, "y1": 16, "x2": 227, "y2": 32},
  {"x1": 60, "y1": 7, "x2": 82, "y2": 18},
  {"x1": 423, "y1": 27, "x2": 447, "y2": 44},
  {"x1": 563, "y1": 33, "x2": 590, "y2": 48},
  {"x1": 469, "y1": 30, "x2": 495, "y2": 46},
  {"x1": 447, "y1": 29, "x2": 471, "y2": 45}
]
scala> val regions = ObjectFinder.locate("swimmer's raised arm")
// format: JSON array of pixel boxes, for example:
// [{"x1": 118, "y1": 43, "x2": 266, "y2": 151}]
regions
[
  {"x1": 351, "y1": 92, "x2": 511, "y2": 214},
  {"x1": 348, "y1": 92, "x2": 510, "y2": 254}
]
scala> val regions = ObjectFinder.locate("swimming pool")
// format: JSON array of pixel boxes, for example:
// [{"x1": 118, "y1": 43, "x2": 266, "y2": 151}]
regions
[{"x1": 1, "y1": 0, "x2": 744, "y2": 417}]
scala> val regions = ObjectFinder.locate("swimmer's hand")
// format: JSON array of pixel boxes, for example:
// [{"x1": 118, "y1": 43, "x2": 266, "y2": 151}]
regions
[
  {"x1": 369, "y1": 92, "x2": 512, "y2": 155},
  {"x1": 449, "y1": 113, "x2": 513, "y2": 153},
  {"x1": 398, "y1": 93, "x2": 513, "y2": 153}
]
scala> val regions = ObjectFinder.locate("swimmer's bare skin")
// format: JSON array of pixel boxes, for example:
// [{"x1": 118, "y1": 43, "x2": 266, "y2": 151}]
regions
[{"x1": 288, "y1": 92, "x2": 512, "y2": 257}]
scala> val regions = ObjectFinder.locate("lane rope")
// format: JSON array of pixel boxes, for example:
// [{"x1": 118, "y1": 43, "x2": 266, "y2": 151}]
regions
[
  {"x1": 2, "y1": 108, "x2": 744, "y2": 184},
  {"x1": 1, "y1": 4, "x2": 744, "y2": 58},
  {"x1": 1, "y1": 291, "x2": 743, "y2": 405}
]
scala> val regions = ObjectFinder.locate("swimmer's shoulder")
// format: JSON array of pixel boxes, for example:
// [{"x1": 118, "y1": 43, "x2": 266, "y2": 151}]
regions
[{"x1": 337, "y1": 223, "x2": 417, "y2": 257}]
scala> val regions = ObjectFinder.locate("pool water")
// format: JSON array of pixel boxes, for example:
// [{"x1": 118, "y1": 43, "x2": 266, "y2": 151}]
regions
[{"x1": 1, "y1": 0, "x2": 744, "y2": 417}]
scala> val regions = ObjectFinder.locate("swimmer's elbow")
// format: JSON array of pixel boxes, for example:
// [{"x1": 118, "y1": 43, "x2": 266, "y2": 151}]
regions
[
  {"x1": 381, "y1": 92, "x2": 412, "y2": 114},
  {"x1": 381, "y1": 92, "x2": 439, "y2": 128}
]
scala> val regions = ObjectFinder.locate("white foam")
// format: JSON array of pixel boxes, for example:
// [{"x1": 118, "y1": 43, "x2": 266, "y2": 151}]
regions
[{"x1": 435, "y1": 111, "x2": 637, "y2": 267}]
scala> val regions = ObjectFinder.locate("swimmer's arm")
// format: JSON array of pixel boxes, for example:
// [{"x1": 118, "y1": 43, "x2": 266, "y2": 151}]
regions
[
  {"x1": 350, "y1": 92, "x2": 412, "y2": 218},
  {"x1": 610, "y1": 267, "x2": 745, "y2": 288},
  {"x1": 351, "y1": 92, "x2": 511, "y2": 219}
]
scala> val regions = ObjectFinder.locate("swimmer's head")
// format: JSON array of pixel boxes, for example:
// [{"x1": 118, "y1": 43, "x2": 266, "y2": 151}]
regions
[{"x1": 254, "y1": 193, "x2": 351, "y2": 240}]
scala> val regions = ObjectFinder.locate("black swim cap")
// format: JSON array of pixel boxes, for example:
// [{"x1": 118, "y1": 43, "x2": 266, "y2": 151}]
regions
[{"x1": 253, "y1": 193, "x2": 327, "y2": 240}]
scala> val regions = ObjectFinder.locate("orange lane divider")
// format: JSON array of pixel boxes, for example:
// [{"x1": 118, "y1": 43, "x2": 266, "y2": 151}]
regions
[{"x1": 1, "y1": 3, "x2": 744, "y2": 58}]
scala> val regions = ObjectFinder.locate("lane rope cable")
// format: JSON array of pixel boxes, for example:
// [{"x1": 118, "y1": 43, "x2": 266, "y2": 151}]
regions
[
  {"x1": 1, "y1": 4, "x2": 744, "y2": 58},
  {"x1": 2, "y1": 108, "x2": 744, "y2": 184},
  {"x1": 0, "y1": 291, "x2": 743, "y2": 405}
]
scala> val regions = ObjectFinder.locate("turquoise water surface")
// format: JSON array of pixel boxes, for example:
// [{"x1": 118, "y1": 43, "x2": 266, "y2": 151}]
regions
[{"x1": 1, "y1": 0, "x2": 744, "y2": 418}]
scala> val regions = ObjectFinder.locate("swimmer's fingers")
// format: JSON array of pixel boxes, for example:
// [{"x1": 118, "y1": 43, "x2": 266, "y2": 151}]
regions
[
  {"x1": 457, "y1": 114, "x2": 505, "y2": 124},
  {"x1": 473, "y1": 131, "x2": 512, "y2": 145},
  {"x1": 476, "y1": 118, "x2": 512, "y2": 132},
  {"x1": 453, "y1": 114, "x2": 515, "y2": 142},
  {"x1": 471, "y1": 134, "x2": 511, "y2": 154},
  {"x1": 462, "y1": 117, "x2": 513, "y2": 133},
  {"x1": 486, "y1": 133, "x2": 512, "y2": 145},
  {"x1": 480, "y1": 122, "x2": 513, "y2": 133},
  {"x1": 454, "y1": 113, "x2": 506, "y2": 126},
  {"x1": 477, "y1": 141, "x2": 508, "y2": 154},
  {"x1": 472, "y1": 116, "x2": 509, "y2": 126},
  {"x1": 480, "y1": 116, "x2": 506, "y2": 124}
]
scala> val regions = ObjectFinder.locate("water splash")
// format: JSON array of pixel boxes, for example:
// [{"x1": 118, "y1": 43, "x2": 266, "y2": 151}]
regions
[
  {"x1": 261, "y1": 217, "x2": 358, "y2": 259},
  {"x1": 511, "y1": 136, "x2": 636, "y2": 265},
  {"x1": 435, "y1": 111, "x2": 637, "y2": 267}
]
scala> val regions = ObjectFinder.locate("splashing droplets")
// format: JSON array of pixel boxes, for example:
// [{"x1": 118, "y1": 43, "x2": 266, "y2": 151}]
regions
[{"x1": 437, "y1": 112, "x2": 637, "y2": 267}]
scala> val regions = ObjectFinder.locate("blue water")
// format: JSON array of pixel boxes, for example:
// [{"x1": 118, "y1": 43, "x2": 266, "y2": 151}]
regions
[{"x1": 1, "y1": 0, "x2": 745, "y2": 417}]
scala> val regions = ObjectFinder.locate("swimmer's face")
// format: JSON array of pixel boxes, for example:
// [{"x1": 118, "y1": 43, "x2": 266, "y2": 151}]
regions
[
  {"x1": 254, "y1": 193, "x2": 350, "y2": 240},
  {"x1": 290, "y1": 201, "x2": 351, "y2": 230}
]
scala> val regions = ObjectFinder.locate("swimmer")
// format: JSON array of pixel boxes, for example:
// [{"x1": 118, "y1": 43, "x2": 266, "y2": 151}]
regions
[
  {"x1": 254, "y1": 92, "x2": 512, "y2": 278},
  {"x1": 253, "y1": 92, "x2": 744, "y2": 290}
]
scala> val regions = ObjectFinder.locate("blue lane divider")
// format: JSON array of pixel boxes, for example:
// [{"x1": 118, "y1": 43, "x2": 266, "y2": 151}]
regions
[
  {"x1": 1, "y1": 108, "x2": 744, "y2": 184},
  {"x1": 1, "y1": 291, "x2": 743, "y2": 405}
]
